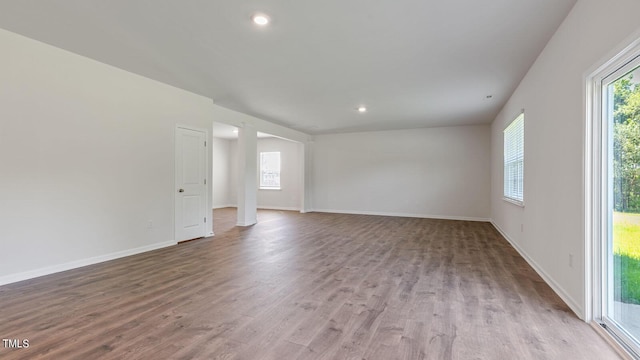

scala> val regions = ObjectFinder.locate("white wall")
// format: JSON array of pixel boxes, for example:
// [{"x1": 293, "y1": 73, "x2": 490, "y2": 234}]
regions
[
  {"x1": 490, "y1": 0, "x2": 640, "y2": 318},
  {"x1": 312, "y1": 125, "x2": 491, "y2": 220},
  {"x1": 0, "y1": 29, "x2": 214, "y2": 284},
  {"x1": 257, "y1": 137, "x2": 303, "y2": 210},
  {"x1": 211, "y1": 137, "x2": 232, "y2": 208}
]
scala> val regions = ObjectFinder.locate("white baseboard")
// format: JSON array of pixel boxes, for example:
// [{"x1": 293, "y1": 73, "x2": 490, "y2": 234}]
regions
[
  {"x1": 310, "y1": 208, "x2": 490, "y2": 222},
  {"x1": 490, "y1": 220, "x2": 584, "y2": 319},
  {"x1": 212, "y1": 204, "x2": 236, "y2": 209},
  {"x1": 0, "y1": 240, "x2": 177, "y2": 287},
  {"x1": 257, "y1": 206, "x2": 300, "y2": 211},
  {"x1": 213, "y1": 205, "x2": 301, "y2": 212}
]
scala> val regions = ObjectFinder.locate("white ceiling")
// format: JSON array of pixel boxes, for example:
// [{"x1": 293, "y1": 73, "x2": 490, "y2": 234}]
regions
[{"x1": 0, "y1": 0, "x2": 576, "y2": 134}]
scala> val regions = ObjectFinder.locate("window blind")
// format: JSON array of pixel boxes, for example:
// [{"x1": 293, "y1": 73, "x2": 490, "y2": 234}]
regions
[
  {"x1": 504, "y1": 113, "x2": 524, "y2": 204},
  {"x1": 260, "y1": 151, "x2": 281, "y2": 189}
]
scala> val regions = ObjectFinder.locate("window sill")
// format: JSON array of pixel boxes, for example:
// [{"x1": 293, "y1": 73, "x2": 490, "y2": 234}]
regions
[
  {"x1": 259, "y1": 187, "x2": 281, "y2": 191},
  {"x1": 503, "y1": 197, "x2": 524, "y2": 207}
]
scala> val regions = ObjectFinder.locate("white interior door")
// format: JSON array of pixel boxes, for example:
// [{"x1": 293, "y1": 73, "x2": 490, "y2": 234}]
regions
[{"x1": 175, "y1": 126, "x2": 207, "y2": 242}]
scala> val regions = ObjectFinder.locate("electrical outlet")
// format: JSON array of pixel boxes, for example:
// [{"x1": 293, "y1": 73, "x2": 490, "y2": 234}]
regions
[{"x1": 147, "y1": 220, "x2": 153, "y2": 229}]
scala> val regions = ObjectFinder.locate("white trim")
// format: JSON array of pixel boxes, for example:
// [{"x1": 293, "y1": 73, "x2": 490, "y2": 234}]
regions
[
  {"x1": 585, "y1": 58, "x2": 606, "y2": 325},
  {"x1": 490, "y1": 220, "x2": 584, "y2": 319},
  {"x1": 258, "y1": 206, "x2": 301, "y2": 211},
  {"x1": 502, "y1": 197, "x2": 525, "y2": 207},
  {"x1": 213, "y1": 204, "x2": 236, "y2": 209},
  {"x1": 590, "y1": 322, "x2": 635, "y2": 360},
  {"x1": 0, "y1": 241, "x2": 176, "y2": 286},
  {"x1": 583, "y1": 28, "x2": 640, "y2": 84},
  {"x1": 236, "y1": 220, "x2": 257, "y2": 227},
  {"x1": 213, "y1": 205, "x2": 301, "y2": 212},
  {"x1": 311, "y1": 208, "x2": 490, "y2": 222}
]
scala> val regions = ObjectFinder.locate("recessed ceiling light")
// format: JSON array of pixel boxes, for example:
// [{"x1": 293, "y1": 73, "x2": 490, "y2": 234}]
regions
[
  {"x1": 252, "y1": 13, "x2": 270, "y2": 26},
  {"x1": 357, "y1": 106, "x2": 367, "y2": 113}
]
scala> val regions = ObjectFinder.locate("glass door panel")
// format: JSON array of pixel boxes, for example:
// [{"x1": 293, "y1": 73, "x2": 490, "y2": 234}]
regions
[{"x1": 605, "y1": 61, "x2": 640, "y2": 355}]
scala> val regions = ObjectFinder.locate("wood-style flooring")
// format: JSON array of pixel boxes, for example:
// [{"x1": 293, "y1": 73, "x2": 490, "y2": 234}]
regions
[{"x1": 0, "y1": 208, "x2": 620, "y2": 359}]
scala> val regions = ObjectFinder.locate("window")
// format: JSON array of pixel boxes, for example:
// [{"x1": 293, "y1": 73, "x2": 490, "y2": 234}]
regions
[
  {"x1": 503, "y1": 113, "x2": 524, "y2": 205},
  {"x1": 259, "y1": 151, "x2": 281, "y2": 189}
]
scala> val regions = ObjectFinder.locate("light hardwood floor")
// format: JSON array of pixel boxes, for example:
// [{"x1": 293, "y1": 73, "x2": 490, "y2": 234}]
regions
[{"x1": 0, "y1": 209, "x2": 621, "y2": 359}]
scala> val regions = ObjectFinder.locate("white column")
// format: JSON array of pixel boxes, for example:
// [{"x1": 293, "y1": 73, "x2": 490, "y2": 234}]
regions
[
  {"x1": 236, "y1": 124, "x2": 257, "y2": 226},
  {"x1": 301, "y1": 140, "x2": 314, "y2": 213}
]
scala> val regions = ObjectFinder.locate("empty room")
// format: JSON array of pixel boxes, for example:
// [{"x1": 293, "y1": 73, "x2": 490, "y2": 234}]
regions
[{"x1": 2, "y1": 0, "x2": 640, "y2": 359}]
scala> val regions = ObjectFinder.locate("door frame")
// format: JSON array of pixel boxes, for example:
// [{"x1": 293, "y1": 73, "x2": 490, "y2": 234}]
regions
[
  {"x1": 585, "y1": 31, "x2": 640, "y2": 357},
  {"x1": 175, "y1": 124, "x2": 212, "y2": 241}
]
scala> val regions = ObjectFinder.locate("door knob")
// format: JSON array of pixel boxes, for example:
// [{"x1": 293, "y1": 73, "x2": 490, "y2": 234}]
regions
[{"x1": 178, "y1": 189, "x2": 184, "y2": 193}]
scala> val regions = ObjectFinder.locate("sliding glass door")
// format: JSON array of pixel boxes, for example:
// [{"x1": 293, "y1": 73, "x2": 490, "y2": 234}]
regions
[{"x1": 599, "y1": 57, "x2": 640, "y2": 357}]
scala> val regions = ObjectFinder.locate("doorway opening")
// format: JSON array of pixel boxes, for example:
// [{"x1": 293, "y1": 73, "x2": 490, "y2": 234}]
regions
[{"x1": 211, "y1": 122, "x2": 305, "y2": 234}]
